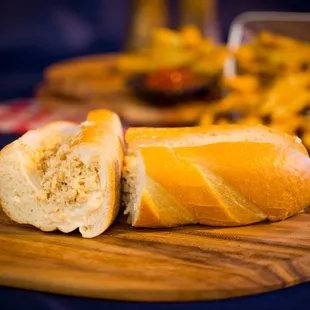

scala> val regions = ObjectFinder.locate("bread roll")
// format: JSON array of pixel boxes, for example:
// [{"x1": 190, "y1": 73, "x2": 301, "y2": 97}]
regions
[
  {"x1": 0, "y1": 109, "x2": 123, "y2": 238},
  {"x1": 123, "y1": 125, "x2": 310, "y2": 227}
]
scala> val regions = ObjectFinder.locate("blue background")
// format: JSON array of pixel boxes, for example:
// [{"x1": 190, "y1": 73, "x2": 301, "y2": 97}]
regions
[{"x1": 0, "y1": 0, "x2": 310, "y2": 100}]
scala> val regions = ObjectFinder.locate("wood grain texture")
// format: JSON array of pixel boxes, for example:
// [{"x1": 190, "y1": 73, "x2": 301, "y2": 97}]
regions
[{"x1": 1, "y1": 208, "x2": 310, "y2": 302}]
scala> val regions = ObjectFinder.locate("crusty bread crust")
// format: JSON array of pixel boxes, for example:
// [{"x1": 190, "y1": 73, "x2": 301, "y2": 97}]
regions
[
  {"x1": 0, "y1": 110, "x2": 123, "y2": 238},
  {"x1": 125, "y1": 125, "x2": 307, "y2": 154},
  {"x1": 124, "y1": 125, "x2": 310, "y2": 227},
  {"x1": 77, "y1": 120, "x2": 123, "y2": 237}
]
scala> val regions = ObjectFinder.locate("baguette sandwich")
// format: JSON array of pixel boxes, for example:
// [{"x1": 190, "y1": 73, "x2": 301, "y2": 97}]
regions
[
  {"x1": 123, "y1": 125, "x2": 310, "y2": 227},
  {"x1": 0, "y1": 109, "x2": 123, "y2": 238}
]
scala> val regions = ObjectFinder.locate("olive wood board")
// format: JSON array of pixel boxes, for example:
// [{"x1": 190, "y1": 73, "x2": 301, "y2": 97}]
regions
[{"x1": 0, "y1": 208, "x2": 310, "y2": 302}]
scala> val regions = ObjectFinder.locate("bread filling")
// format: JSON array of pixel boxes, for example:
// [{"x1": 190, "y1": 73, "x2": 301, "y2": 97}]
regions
[
  {"x1": 35, "y1": 134, "x2": 103, "y2": 225},
  {"x1": 122, "y1": 153, "x2": 145, "y2": 224}
]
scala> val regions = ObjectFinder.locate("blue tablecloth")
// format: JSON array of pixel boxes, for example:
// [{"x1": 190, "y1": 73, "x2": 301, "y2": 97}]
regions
[
  {"x1": 1, "y1": 282, "x2": 310, "y2": 310},
  {"x1": 0, "y1": 134, "x2": 19, "y2": 150}
]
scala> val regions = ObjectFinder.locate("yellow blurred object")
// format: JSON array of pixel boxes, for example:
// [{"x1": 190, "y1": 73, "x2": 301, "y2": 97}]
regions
[
  {"x1": 116, "y1": 25, "x2": 228, "y2": 78},
  {"x1": 200, "y1": 73, "x2": 310, "y2": 150},
  {"x1": 178, "y1": 0, "x2": 219, "y2": 40},
  {"x1": 150, "y1": 48, "x2": 195, "y2": 70},
  {"x1": 191, "y1": 46, "x2": 228, "y2": 75},
  {"x1": 259, "y1": 73, "x2": 310, "y2": 118},
  {"x1": 181, "y1": 26, "x2": 202, "y2": 47},
  {"x1": 126, "y1": 0, "x2": 168, "y2": 51},
  {"x1": 151, "y1": 28, "x2": 183, "y2": 49},
  {"x1": 302, "y1": 132, "x2": 310, "y2": 148},
  {"x1": 235, "y1": 31, "x2": 310, "y2": 83},
  {"x1": 223, "y1": 75, "x2": 260, "y2": 93},
  {"x1": 199, "y1": 31, "x2": 310, "y2": 151},
  {"x1": 116, "y1": 53, "x2": 155, "y2": 75}
]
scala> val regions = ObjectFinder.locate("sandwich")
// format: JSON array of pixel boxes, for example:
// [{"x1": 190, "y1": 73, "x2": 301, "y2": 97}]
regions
[
  {"x1": 0, "y1": 109, "x2": 123, "y2": 238},
  {"x1": 123, "y1": 125, "x2": 310, "y2": 227}
]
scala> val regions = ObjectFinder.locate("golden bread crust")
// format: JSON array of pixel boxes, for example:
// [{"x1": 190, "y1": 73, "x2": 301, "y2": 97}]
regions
[
  {"x1": 75, "y1": 110, "x2": 124, "y2": 236},
  {"x1": 133, "y1": 191, "x2": 163, "y2": 227},
  {"x1": 125, "y1": 125, "x2": 307, "y2": 154},
  {"x1": 0, "y1": 110, "x2": 123, "y2": 238},
  {"x1": 126, "y1": 125, "x2": 310, "y2": 227}
]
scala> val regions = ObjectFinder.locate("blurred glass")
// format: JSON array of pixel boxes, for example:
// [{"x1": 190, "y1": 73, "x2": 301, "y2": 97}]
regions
[
  {"x1": 179, "y1": 0, "x2": 220, "y2": 41},
  {"x1": 126, "y1": 0, "x2": 168, "y2": 51},
  {"x1": 126, "y1": 0, "x2": 220, "y2": 51}
]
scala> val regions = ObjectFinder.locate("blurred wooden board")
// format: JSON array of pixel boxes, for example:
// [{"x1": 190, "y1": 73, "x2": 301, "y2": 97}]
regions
[
  {"x1": 36, "y1": 85, "x2": 207, "y2": 126},
  {"x1": 35, "y1": 53, "x2": 209, "y2": 126},
  {"x1": 1, "y1": 208, "x2": 310, "y2": 302}
]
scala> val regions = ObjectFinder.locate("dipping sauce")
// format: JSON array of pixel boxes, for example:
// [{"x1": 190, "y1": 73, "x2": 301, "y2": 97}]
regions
[{"x1": 144, "y1": 68, "x2": 205, "y2": 92}]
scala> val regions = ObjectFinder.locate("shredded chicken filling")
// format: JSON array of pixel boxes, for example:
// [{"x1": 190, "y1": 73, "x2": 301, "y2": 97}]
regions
[{"x1": 35, "y1": 136, "x2": 102, "y2": 218}]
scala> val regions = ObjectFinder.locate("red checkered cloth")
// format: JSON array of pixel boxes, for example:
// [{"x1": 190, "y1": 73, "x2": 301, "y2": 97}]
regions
[{"x1": 0, "y1": 99, "x2": 94, "y2": 134}]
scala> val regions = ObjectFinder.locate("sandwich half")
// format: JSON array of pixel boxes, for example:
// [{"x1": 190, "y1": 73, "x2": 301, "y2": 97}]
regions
[
  {"x1": 0, "y1": 109, "x2": 123, "y2": 238},
  {"x1": 123, "y1": 125, "x2": 310, "y2": 227}
]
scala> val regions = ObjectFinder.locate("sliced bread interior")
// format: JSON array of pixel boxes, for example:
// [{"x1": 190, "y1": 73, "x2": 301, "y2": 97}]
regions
[{"x1": 0, "y1": 110, "x2": 123, "y2": 238}]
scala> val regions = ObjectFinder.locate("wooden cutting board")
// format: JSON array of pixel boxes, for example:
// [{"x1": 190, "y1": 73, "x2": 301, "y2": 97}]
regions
[{"x1": 1, "y1": 208, "x2": 310, "y2": 302}]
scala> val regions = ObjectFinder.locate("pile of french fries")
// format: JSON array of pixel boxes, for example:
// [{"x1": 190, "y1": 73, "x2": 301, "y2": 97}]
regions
[
  {"x1": 116, "y1": 26, "x2": 228, "y2": 77},
  {"x1": 199, "y1": 31, "x2": 310, "y2": 150}
]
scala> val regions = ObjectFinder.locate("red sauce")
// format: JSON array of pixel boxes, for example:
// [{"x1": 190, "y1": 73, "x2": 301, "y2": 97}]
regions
[{"x1": 144, "y1": 68, "x2": 202, "y2": 92}]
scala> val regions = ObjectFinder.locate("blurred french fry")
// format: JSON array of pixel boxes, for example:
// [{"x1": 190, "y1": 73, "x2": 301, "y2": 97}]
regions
[
  {"x1": 235, "y1": 32, "x2": 310, "y2": 80},
  {"x1": 181, "y1": 26, "x2": 203, "y2": 47},
  {"x1": 116, "y1": 49, "x2": 158, "y2": 74},
  {"x1": 223, "y1": 75, "x2": 259, "y2": 92},
  {"x1": 151, "y1": 28, "x2": 183, "y2": 49},
  {"x1": 150, "y1": 48, "x2": 195, "y2": 69},
  {"x1": 116, "y1": 25, "x2": 228, "y2": 77}
]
